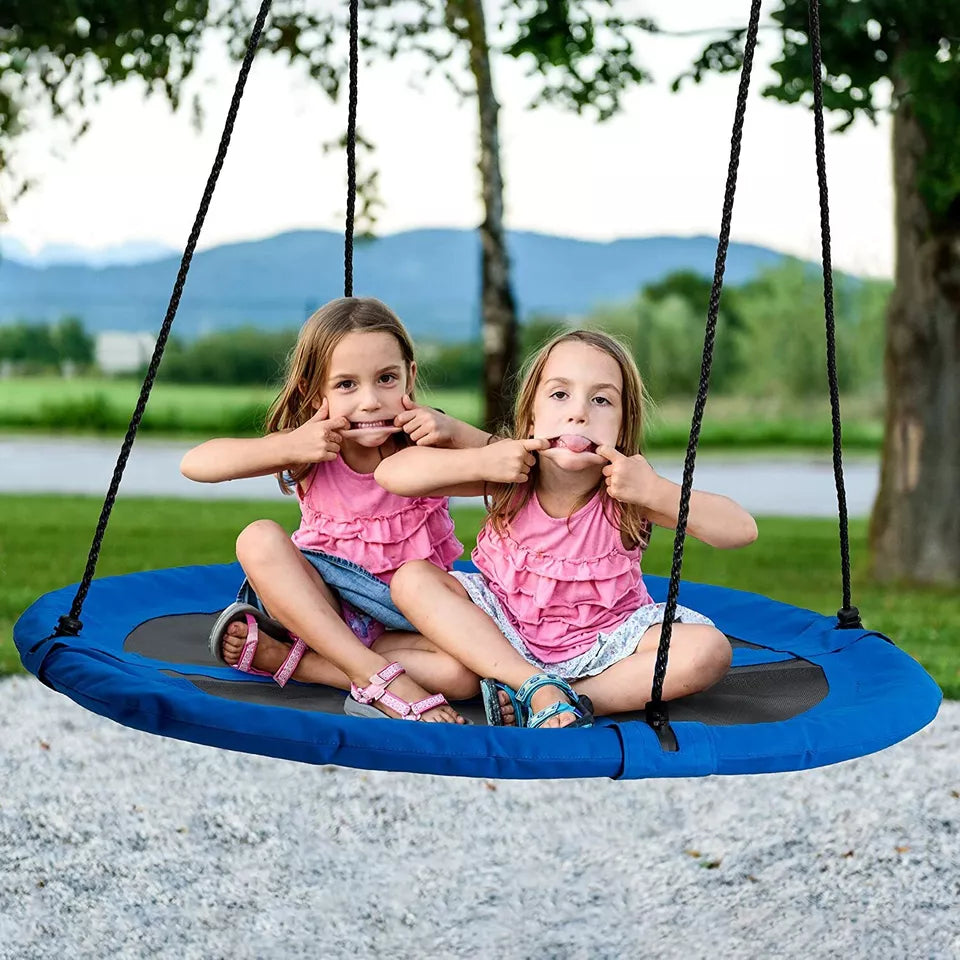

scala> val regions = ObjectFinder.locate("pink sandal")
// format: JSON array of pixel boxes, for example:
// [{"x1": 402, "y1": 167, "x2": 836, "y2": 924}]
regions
[
  {"x1": 344, "y1": 661, "x2": 451, "y2": 721},
  {"x1": 208, "y1": 602, "x2": 307, "y2": 688}
]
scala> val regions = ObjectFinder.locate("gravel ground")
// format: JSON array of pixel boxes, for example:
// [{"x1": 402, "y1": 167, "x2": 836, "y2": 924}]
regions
[{"x1": 1, "y1": 675, "x2": 957, "y2": 960}]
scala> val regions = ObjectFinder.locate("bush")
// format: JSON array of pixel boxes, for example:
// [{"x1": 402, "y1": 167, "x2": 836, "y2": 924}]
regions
[
  {"x1": 581, "y1": 261, "x2": 889, "y2": 402},
  {"x1": 586, "y1": 294, "x2": 739, "y2": 398},
  {"x1": 158, "y1": 327, "x2": 298, "y2": 386},
  {"x1": 417, "y1": 340, "x2": 484, "y2": 391},
  {"x1": 37, "y1": 393, "x2": 117, "y2": 431},
  {"x1": 0, "y1": 316, "x2": 95, "y2": 373},
  {"x1": 731, "y1": 260, "x2": 889, "y2": 400}
]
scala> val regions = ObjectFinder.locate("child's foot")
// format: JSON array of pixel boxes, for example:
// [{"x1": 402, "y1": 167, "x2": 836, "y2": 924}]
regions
[
  {"x1": 222, "y1": 617, "x2": 292, "y2": 673},
  {"x1": 495, "y1": 686, "x2": 577, "y2": 727},
  {"x1": 527, "y1": 686, "x2": 579, "y2": 728},
  {"x1": 498, "y1": 690, "x2": 519, "y2": 726},
  {"x1": 224, "y1": 619, "x2": 464, "y2": 723},
  {"x1": 362, "y1": 671, "x2": 466, "y2": 724}
]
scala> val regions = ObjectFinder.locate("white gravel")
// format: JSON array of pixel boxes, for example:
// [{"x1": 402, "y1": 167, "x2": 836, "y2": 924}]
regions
[{"x1": 1, "y1": 675, "x2": 958, "y2": 960}]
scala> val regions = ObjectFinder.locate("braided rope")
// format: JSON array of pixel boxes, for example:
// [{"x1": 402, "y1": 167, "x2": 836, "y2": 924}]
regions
[
  {"x1": 55, "y1": 1, "x2": 274, "y2": 636},
  {"x1": 645, "y1": 0, "x2": 763, "y2": 724},
  {"x1": 344, "y1": 0, "x2": 359, "y2": 296},
  {"x1": 808, "y1": 0, "x2": 860, "y2": 628}
]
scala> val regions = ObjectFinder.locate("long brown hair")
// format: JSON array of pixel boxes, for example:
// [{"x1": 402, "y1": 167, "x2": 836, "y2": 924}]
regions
[
  {"x1": 266, "y1": 297, "x2": 416, "y2": 493},
  {"x1": 487, "y1": 329, "x2": 653, "y2": 549}
]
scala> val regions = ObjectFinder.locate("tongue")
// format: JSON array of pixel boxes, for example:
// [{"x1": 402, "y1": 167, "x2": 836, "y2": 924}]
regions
[{"x1": 555, "y1": 434, "x2": 593, "y2": 453}]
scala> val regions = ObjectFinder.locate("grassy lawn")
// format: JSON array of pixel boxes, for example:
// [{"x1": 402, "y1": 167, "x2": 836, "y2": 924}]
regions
[
  {"x1": 0, "y1": 376, "x2": 884, "y2": 449},
  {"x1": 0, "y1": 376, "x2": 481, "y2": 437},
  {"x1": 2, "y1": 494, "x2": 956, "y2": 698}
]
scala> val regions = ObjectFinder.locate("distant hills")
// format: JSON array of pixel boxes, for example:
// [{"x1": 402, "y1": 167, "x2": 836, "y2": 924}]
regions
[
  {"x1": 0, "y1": 238, "x2": 178, "y2": 268},
  {"x1": 0, "y1": 228, "x2": 795, "y2": 342}
]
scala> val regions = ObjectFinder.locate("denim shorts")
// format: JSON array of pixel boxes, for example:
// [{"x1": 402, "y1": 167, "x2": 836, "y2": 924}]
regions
[{"x1": 237, "y1": 548, "x2": 416, "y2": 648}]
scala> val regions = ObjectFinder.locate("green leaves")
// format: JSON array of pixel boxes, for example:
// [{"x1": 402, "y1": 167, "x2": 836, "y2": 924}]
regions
[
  {"x1": 679, "y1": 1, "x2": 960, "y2": 223},
  {"x1": 503, "y1": 0, "x2": 654, "y2": 119},
  {"x1": 1, "y1": 0, "x2": 210, "y2": 206}
]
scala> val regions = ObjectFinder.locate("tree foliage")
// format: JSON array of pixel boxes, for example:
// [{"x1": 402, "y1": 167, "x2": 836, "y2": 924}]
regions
[
  {"x1": 1, "y1": 0, "x2": 659, "y2": 218},
  {"x1": 0, "y1": 315, "x2": 94, "y2": 370},
  {"x1": 583, "y1": 262, "x2": 889, "y2": 401},
  {"x1": 157, "y1": 325, "x2": 296, "y2": 384},
  {"x1": 0, "y1": 0, "x2": 209, "y2": 204},
  {"x1": 676, "y1": 1, "x2": 960, "y2": 224}
]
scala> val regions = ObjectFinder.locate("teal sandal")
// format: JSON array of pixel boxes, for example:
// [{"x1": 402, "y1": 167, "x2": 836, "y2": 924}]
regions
[
  {"x1": 480, "y1": 674, "x2": 594, "y2": 728},
  {"x1": 480, "y1": 678, "x2": 523, "y2": 726}
]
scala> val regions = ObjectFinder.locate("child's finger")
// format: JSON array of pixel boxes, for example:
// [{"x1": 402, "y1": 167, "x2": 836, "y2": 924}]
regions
[
  {"x1": 595, "y1": 443, "x2": 624, "y2": 462},
  {"x1": 310, "y1": 397, "x2": 329, "y2": 421},
  {"x1": 522, "y1": 437, "x2": 550, "y2": 451},
  {"x1": 395, "y1": 410, "x2": 417, "y2": 427},
  {"x1": 401, "y1": 393, "x2": 417, "y2": 410}
]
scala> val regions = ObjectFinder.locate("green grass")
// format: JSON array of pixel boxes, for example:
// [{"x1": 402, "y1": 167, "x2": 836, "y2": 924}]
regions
[
  {"x1": 2, "y1": 494, "x2": 956, "y2": 697},
  {"x1": 0, "y1": 376, "x2": 883, "y2": 450},
  {"x1": 0, "y1": 376, "x2": 480, "y2": 438}
]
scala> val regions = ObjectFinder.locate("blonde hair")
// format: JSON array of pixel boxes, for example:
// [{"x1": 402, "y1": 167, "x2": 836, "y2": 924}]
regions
[
  {"x1": 487, "y1": 328, "x2": 653, "y2": 549},
  {"x1": 266, "y1": 297, "x2": 416, "y2": 493}
]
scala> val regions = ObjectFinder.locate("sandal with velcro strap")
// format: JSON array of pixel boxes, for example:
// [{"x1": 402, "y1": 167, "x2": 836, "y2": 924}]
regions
[
  {"x1": 344, "y1": 661, "x2": 470, "y2": 722},
  {"x1": 481, "y1": 673, "x2": 593, "y2": 728}
]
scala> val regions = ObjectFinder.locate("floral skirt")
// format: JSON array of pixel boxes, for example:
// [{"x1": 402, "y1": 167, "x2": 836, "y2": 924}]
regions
[{"x1": 451, "y1": 571, "x2": 715, "y2": 681}]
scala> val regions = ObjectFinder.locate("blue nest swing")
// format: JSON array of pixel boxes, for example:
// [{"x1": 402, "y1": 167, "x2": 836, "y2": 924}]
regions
[{"x1": 13, "y1": 0, "x2": 942, "y2": 779}]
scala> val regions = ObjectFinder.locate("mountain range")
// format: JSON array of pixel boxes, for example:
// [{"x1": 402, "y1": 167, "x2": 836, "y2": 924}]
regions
[{"x1": 0, "y1": 228, "x2": 795, "y2": 342}]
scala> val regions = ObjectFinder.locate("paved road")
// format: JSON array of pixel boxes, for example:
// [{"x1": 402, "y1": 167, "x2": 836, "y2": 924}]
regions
[{"x1": 0, "y1": 435, "x2": 880, "y2": 516}]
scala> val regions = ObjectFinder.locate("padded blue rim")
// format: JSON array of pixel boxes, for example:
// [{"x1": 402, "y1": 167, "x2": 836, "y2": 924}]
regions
[{"x1": 14, "y1": 562, "x2": 943, "y2": 779}]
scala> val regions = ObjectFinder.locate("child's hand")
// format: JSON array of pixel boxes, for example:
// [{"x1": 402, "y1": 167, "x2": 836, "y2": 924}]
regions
[
  {"x1": 394, "y1": 394, "x2": 456, "y2": 447},
  {"x1": 288, "y1": 399, "x2": 350, "y2": 463},
  {"x1": 480, "y1": 438, "x2": 550, "y2": 483},
  {"x1": 597, "y1": 445, "x2": 661, "y2": 506}
]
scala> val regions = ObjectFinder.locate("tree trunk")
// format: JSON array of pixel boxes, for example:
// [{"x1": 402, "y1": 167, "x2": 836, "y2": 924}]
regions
[
  {"x1": 459, "y1": 0, "x2": 519, "y2": 433},
  {"x1": 868, "y1": 92, "x2": 960, "y2": 583}
]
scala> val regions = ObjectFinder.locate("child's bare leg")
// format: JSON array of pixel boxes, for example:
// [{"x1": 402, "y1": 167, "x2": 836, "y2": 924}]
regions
[
  {"x1": 220, "y1": 596, "x2": 346, "y2": 688},
  {"x1": 572, "y1": 623, "x2": 732, "y2": 716},
  {"x1": 391, "y1": 560, "x2": 579, "y2": 728},
  {"x1": 224, "y1": 519, "x2": 464, "y2": 722},
  {"x1": 373, "y1": 632, "x2": 481, "y2": 702}
]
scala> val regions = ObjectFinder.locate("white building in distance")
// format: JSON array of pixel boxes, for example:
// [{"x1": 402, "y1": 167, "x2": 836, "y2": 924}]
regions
[{"x1": 95, "y1": 332, "x2": 156, "y2": 375}]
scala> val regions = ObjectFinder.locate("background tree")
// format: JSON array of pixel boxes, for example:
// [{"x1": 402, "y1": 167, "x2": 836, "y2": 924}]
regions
[
  {"x1": 159, "y1": 326, "x2": 296, "y2": 384},
  {"x1": 644, "y1": 269, "x2": 745, "y2": 390},
  {"x1": 680, "y1": 2, "x2": 960, "y2": 584},
  {"x1": 51, "y1": 316, "x2": 95, "y2": 368},
  {"x1": 0, "y1": 1, "x2": 209, "y2": 206},
  {"x1": 0, "y1": 320, "x2": 60, "y2": 370},
  {"x1": 1, "y1": 0, "x2": 655, "y2": 431}
]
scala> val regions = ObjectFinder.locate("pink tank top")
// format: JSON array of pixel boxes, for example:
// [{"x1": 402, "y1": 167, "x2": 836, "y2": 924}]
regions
[
  {"x1": 292, "y1": 455, "x2": 463, "y2": 584},
  {"x1": 472, "y1": 490, "x2": 653, "y2": 663}
]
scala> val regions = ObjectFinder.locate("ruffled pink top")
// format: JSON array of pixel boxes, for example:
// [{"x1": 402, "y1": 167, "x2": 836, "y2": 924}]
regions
[
  {"x1": 472, "y1": 490, "x2": 653, "y2": 663},
  {"x1": 292, "y1": 455, "x2": 463, "y2": 584}
]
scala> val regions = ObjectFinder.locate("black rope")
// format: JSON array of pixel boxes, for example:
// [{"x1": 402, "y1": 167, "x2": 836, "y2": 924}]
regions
[
  {"x1": 644, "y1": 0, "x2": 763, "y2": 730},
  {"x1": 344, "y1": 0, "x2": 359, "y2": 296},
  {"x1": 54, "y1": 1, "x2": 273, "y2": 638},
  {"x1": 808, "y1": 0, "x2": 861, "y2": 629}
]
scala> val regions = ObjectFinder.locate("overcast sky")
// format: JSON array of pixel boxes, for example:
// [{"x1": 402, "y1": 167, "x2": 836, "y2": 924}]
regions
[{"x1": 3, "y1": 0, "x2": 894, "y2": 276}]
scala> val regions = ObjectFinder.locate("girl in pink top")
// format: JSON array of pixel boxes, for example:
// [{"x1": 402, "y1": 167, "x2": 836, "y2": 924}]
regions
[
  {"x1": 181, "y1": 297, "x2": 490, "y2": 723},
  {"x1": 377, "y1": 329, "x2": 758, "y2": 728}
]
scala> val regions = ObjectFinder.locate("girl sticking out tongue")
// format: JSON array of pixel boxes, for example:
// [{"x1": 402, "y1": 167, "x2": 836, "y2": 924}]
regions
[{"x1": 375, "y1": 329, "x2": 758, "y2": 729}]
